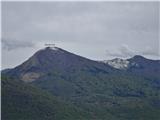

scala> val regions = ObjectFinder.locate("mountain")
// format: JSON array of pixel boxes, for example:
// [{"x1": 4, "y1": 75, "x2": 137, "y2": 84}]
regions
[
  {"x1": 102, "y1": 55, "x2": 160, "y2": 78},
  {"x1": 5, "y1": 47, "x2": 114, "y2": 82},
  {"x1": 127, "y1": 55, "x2": 160, "y2": 77},
  {"x1": 102, "y1": 55, "x2": 160, "y2": 70},
  {"x1": 2, "y1": 47, "x2": 160, "y2": 120}
]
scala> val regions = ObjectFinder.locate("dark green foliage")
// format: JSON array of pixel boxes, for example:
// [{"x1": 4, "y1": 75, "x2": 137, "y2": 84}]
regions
[
  {"x1": 32, "y1": 72, "x2": 160, "y2": 120},
  {"x1": 1, "y1": 76, "x2": 91, "y2": 120}
]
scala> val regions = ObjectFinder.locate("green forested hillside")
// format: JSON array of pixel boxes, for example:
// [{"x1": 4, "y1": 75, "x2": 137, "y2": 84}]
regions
[
  {"x1": 1, "y1": 76, "x2": 91, "y2": 120},
  {"x1": 32, "y1": 72, "x2": 160, "y2": 120},
  {"x1": 2, "y1": 74, "x2": 160, "y2": 120}
]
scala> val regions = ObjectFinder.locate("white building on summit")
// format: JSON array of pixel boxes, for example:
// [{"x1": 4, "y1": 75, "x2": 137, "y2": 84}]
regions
[{"x1": 44, "y1": 43, "x2": 58, "y2": 51}]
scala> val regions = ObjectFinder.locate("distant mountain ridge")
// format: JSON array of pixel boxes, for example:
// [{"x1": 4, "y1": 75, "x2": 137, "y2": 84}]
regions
[{"x1": 4, "y1": 46, "x2": 159, "y2": 82}]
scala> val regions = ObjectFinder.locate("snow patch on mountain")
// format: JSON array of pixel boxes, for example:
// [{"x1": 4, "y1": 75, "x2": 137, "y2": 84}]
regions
[
  {"x1": 101, "y1": 58, "x2": 140, "y2": 70},
  {"x1": 103, "y1": 58, "x2": 130, "y2": 69}
]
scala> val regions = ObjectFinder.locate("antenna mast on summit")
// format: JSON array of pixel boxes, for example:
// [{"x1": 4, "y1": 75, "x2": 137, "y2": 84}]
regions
[{"x1": 44, "y1": 43, "x2": 55, "y2": 48}]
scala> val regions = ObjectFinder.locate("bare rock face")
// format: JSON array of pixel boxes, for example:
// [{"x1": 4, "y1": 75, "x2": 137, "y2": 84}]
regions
[{"x1": 21, "y1": 72, "x2": 41, "y2": 82}]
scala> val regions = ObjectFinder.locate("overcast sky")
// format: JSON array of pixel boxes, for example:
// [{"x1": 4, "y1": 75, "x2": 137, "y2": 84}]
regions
[{"x1": 2, "y1": 1, "x2": 160, "y2": 69}]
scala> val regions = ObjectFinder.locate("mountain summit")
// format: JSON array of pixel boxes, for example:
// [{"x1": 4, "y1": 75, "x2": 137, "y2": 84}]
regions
[{"x1": 5, "y1": 47, "x2": 113, "y2": 82}]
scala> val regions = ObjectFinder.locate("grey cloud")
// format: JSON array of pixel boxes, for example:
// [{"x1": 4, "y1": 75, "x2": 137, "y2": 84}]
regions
[
  {"x1": 2, "y1": 2, "x2": 158, "y2": 43},
  {"x1": 2, "y1": 39, "x2": 35, "y2": 51},
  {"x1": 119, "y1": 44, "x2": 135, "y2": 57},
  {"x1": 1, "y1": 2, "x2": 159, "y2": 69},
  {"x1": 142, "y1": 46, "x2": 160, "y2": 56},
  {"x1": 106, "y1": 44, "x2": 159, "y2": 58},
  {"x1": 106, "y1": 44, "x2": 135, "y2": 58}
]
